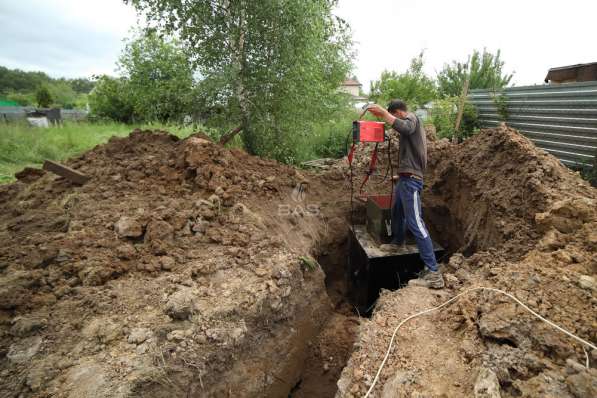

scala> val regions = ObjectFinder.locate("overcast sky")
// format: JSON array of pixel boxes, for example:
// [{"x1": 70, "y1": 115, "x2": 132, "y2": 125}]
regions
[{"x1": 1, "y1": 0, "x2": 595, "y2": 92}]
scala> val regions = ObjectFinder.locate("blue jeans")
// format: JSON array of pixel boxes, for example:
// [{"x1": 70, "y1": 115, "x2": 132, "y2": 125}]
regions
[{"x1": 391, "y1": 177, "x2": 438, "y2": 272}]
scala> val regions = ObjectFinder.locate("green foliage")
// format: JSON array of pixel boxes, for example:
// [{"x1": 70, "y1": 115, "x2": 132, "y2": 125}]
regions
[
  {"x1": 5, "y1": 91, "x2": 35, "y2": 106},
  {"x1": 118, "y1": 32, "x2": 195, "y2": 122},
  {"x1": 431, "y1": 97, "x2": 479, "y2": 139},
  {"x1": 575, "y1": 152, "x2": 597, "y2": 187},
  {"x1": 35, "y1": 85, "x2": 53, "y2": 108},
  {"x1": 126, "y1": 0, "x2": 354, "y2": 161},
  {"x1": 493, "y1": 92, "x2": 509, "y2": 121},
  {"x1": 299, "y1": 256, "x2": 319, "y2": 271},
  {"x1": 89, "y1": 32, "x2": 196, "y2": 123},
  {"x1": 0, "y1": 66, "x2": 52, "y2": 94},
  {"x1": 293, "y1": 107, "x2": 358, "y2": 162},
  {"x1": 579, "y1": 166, "x2": 597, "y2": 187},
  {"x1": 89, "y1": 76, "x2": 135, "y2": 123},
  {"x1": 70, "y1": 78, "x2": 95, "y2": 94},
  {"x1": 437, "y1": 49, "x2": 513, "y2": 98},
  {"x1": 369, "y1": 52, "x2": 437, "y2": 109},
  {"x1": 0, "y1": 121, "x2": 198, "y2": 184},
  {"x1": 48, "y1": 80, "x2": 78, "y2": 109},
  {"x1": 0, "y1": 65, "x2": 94, "y2": 109}
]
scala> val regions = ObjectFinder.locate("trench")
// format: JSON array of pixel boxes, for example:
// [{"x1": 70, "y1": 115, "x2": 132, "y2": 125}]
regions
[
  {"x1": 286, "y1": 232, "x2": 358, "y2": 398},
  {"x1": 285, "y1": 188, "x2": 481, "y2": 397}
]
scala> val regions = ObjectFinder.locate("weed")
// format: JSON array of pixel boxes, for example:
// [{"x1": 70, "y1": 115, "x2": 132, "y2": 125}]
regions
[
  {"x1": 493, "y1": 91, "x2": 509, "y2": 121},
  {"x1": 299, "y1": 256, "x2": 319, "y2": 271}
]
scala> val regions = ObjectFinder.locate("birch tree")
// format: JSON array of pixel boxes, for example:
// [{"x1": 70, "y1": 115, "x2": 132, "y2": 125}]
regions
[{"x1": 126, "y1": 0, "x2": 353, "y2": 159}]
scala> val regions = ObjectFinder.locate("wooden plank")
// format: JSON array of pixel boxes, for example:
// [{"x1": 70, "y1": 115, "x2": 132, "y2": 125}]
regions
[
  {"x1": 219, "y1": 125, "x2": 243, "y2": 145},
  {"x1": 43, "y1": 160, "x2": 90, "y2": 185}
]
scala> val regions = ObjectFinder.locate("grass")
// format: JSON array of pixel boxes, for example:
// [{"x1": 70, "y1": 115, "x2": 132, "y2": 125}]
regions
[
  {"x1": 292, "y1": 108, "x2": 359, "y2": 164},
  {"x1": 0, "y1": 121, "x2": 198, "y2": 184},
  {"x1": 0, "y1": 112, "x2": 358, "y2": 184}
]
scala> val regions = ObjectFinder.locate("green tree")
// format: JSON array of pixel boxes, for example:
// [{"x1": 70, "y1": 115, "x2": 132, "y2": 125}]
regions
[
  {"x1": 6, "y1": 91, "x2": 35, "y2": 106},
  {"x1": 437, "y1": 49, "x2": 513, "y2": 97},
  {"x1": 431, "y1": 97, "x2": 479, "y2": 139},
  {"x1": 125, "y1": 0, "x2": 353, "y2": 159},
  {"x1": 369, "y1": 52, "x2": 437, "y2": 109},
  {"x1": 48, "y1": 80, "x2": 78, "y2": 108},
  {"x1": 69, "y1": 78, "x2": 95, "y2": 94},
  {"x1": 118, "y1": 32, "x2": 195, "y2": 122},
  {"x1": 88, "y1": 76, "x2": 135, "y2": 123},
  {"x1": 35, "y1": 85, "x2": 53, "y2": 108},
  {"x1": 0, "y1": 66, "x2": 93, "y2": 109},
  {"x1": 0, "y1": 66, "x2": 51, "y2": 94}
]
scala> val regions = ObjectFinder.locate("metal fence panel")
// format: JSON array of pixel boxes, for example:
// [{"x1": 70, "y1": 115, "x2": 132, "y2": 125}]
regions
[
  {"x1": 0, "y1": 107, "x2": 88, "y2": 122},
  {"x1": 469, "y1": 81, "x2": 597, "y2": 168}
]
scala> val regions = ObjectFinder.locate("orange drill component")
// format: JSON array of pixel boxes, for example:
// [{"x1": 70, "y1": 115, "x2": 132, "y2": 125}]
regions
[{"x1": 352, "y1": 120, "x2": 385, "y2": 143}]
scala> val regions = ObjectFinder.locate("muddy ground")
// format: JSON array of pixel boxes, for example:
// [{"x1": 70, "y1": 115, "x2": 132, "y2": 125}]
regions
[{"x1": 0, "y1": 125, "x2": 595, "y2": 397}]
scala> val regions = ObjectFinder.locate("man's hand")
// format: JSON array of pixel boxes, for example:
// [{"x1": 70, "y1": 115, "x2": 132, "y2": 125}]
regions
[
  {"x1": 366, "y1": 104, "x2": 386, "y2": 117},
  {"x1": 366, "y1": 104, "x2": 397, "y2": 126}
]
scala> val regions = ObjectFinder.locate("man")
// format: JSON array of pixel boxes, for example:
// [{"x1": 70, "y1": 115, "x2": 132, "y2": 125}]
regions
[{"x1": 366, "y1": 100, "x2": 444, "y2": 289}]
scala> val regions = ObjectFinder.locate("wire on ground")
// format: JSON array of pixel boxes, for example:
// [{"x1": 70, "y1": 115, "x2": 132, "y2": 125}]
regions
[{"x1": 363, "y1": 286, "x2": 596, "y2": 398}]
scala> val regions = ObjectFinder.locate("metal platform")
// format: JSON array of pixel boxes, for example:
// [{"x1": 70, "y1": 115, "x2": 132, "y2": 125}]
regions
[
  {"x1": 347, "y1": 225, "x2": 444, "y2": 314},
  {"x1": 352, "y1": 225, "x2": 444, "y2": 259}
]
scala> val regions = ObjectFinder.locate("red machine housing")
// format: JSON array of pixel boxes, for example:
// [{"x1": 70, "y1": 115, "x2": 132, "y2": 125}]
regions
[{"x1": 353, "y1": 120, "x2": 385, "y2": 143}]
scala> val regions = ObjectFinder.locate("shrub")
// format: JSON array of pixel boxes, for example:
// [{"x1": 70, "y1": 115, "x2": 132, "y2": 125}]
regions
[
  {"x1": 88, "y1": 76, "x2": 135, "y2": 123},
  {"x1": 35, "y1": 85, "x2": 53, "y2": 108},
  {"x1": 430, "y1": 97, "x2": 479, "y2": 140}
]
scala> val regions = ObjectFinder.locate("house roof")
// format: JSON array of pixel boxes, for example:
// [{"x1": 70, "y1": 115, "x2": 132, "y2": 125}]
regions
[
  {"x1": 342, "y1": 78, "x2": 362, "y2": 87},
  {"x1": 544, "y1": 62, "x2": 597, "y2": 83}
]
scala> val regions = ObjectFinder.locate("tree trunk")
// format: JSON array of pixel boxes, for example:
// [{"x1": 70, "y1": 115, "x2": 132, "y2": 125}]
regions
[
  {"x1": 453, "y1": 73, "x2": 471, "y2": 143},
  {"x1": 232, "y1": 5, "x2": 257, "y2": 154}
]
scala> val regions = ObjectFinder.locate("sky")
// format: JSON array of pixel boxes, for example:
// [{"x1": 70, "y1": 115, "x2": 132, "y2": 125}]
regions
[{"x1": 1, "y1": 0, "x2": 595, "y2": 92}]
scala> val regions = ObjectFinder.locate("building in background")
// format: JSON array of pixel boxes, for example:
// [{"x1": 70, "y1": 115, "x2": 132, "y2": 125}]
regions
[
  {"x1": 545, "y1": 62, "x2": 597, "y2": 84},
  {"x1": 340, "y1": 77, "x2": 368, "y2": 108}
]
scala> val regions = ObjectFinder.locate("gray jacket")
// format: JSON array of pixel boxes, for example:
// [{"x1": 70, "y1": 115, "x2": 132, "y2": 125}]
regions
[{"x1": 391, "y1": 113, "x2": 427, "y2": 178}]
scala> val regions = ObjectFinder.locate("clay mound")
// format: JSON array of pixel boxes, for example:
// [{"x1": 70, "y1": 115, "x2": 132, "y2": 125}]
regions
[
  {"x1": 1, "y1": 129, "x2": 305, "y2": 292},
  {"x1": 424, "y1": 124, "x2": 596, "y2": 255},
  {"x1": 0, "y1": 130, "x2": 343, "y2": 397}
]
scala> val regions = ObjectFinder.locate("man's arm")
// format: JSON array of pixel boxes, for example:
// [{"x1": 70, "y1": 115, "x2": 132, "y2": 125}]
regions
[
  {"x1": 391, "y1": 116, "x2": 416, "y2": 136},
  {"x1": 365, "y1": 104, "x2": 416, "y2": 135},
  {"x1": 365, "y1": 104, "x2": 396, "y2": 125}
]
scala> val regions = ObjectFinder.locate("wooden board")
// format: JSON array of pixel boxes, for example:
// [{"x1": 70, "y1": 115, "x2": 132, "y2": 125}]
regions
[{"x1": 43, "y1": 160, "x2": 90, "y2": 185}]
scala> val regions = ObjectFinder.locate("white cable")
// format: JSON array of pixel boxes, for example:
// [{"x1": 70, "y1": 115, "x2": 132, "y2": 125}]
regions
[{"x1": 363, "y1": 286, "x2": 596, "y2": 398}]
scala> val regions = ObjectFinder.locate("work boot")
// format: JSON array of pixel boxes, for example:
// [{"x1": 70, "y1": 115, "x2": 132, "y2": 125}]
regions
[{"x1": 408, "y1": 270, "x2": 445, "y2": 289}]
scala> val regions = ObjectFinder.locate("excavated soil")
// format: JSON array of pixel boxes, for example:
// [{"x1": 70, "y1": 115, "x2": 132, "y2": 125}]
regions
[
  {"x1": 0, "y1": 130, "x2": 353, "y2": 397},
  {"x1": 337, "y1": 125, "x2": 597, "y2": 397},
  {"x1": 1, "y1": 124, "x2": 596, "y2": 398}
]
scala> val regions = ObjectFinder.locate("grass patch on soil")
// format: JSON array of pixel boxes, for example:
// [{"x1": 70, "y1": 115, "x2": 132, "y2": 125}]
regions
[{"x1": 0, "y1": 121, "x2": 198, "y2": 184}]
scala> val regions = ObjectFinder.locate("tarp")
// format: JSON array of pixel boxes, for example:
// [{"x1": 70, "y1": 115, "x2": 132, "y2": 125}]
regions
[{"x1": 0, "y1": 100, "x2": 20, "y2": 107}]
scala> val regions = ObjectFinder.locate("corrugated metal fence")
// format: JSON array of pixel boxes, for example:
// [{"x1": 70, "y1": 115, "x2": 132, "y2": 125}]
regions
[{"x1": 468, "y1": 81, "x2": 597, "y2": 168}]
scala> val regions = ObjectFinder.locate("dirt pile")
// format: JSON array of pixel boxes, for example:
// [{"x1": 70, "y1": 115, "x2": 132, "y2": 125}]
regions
[
  {"x1": 1, "y1": 123, "x2": 595, "y2": 398},
  {"x1": 424, "y1": 125, "x2": 595, "y2": 256},
  {"x1": 337, "y1": 125, "x2": 597, "y2": 397},
  {"x1": 0, "y1": 130, "x2": 350, "y2": 397}
]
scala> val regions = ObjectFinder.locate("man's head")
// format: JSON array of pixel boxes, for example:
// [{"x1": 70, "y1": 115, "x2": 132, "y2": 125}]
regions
[{"x1": 387, "y1": 99, "x2": 408, "y2": 118}]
